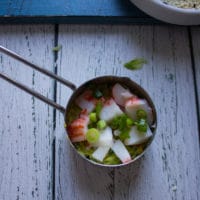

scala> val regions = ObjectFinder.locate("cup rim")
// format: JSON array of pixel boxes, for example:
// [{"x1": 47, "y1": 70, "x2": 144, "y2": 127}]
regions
[{"x1": 65, "y1": 75, "x2": 157, "y2": 168}]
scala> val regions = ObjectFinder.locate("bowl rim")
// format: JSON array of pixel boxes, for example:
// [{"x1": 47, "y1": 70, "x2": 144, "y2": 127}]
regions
[{"x1": 151, "y1": 0, "x2": 200, "y2": 14}]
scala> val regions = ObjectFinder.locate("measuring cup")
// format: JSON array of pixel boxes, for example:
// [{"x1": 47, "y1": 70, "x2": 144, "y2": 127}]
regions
[{"x1": 0, "y1": 45, "x2": 157, "y2": 167}]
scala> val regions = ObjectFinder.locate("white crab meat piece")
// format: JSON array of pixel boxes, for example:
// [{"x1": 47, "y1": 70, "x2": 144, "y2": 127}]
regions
[
  {"x1": 97, "y1": 127, "x2": 113, "y2": 147},
  {"x1": 124, "y1": 126, "x2": 152, "y2": 146},
  {"x1": 125, "y1": 97, "x2": 153, "y2": 125},
  {"x1": 75, "y1": 90, "x2": 96, "y2": 112},
  {"x1": 112, "y1": 83, "x2": 135, "y2": 106},
  {"x1": 111, "y1": 140, "x2": 131, "y2": 164},
  {"x1": 92, "y1": 146, "x2": 110, "y2": 162},
  {"x1": 100, "y1": 98, "x2": 123, "y2": 122}
]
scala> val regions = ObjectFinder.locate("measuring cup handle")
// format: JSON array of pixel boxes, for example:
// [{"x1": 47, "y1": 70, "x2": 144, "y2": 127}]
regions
[
  {"x1": 0, "y1": 45, "x2": 76, "y2": 91},
  {"x1": 0, "y1": 72, "x2": 66, "y2": 113},
  {"x1": 0, "y1": 45, "x2": 76, "y2": 113}
]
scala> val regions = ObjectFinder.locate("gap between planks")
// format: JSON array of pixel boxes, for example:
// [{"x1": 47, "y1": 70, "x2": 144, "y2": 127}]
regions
[{"x1": 188, "y1": 27, "x2": 200, "y2": 147}]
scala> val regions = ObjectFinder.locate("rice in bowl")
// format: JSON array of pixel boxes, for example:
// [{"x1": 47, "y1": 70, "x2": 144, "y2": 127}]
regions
[{"x1": 161, "y1": 0, "x2": 200, "y2": 9}]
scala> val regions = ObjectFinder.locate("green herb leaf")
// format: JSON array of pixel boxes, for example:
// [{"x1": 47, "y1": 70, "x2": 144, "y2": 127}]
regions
[
  {"x1": 75, "y1": 142, "x2": 94, "y2": 158},
  {"x1": 52, "y1": 45, "x2": 62, "y2": 52},
  {"x1": 124, "y1": 58, "x2": 147, "y2": 70},
  {"x1": 109, "y1": 114, "x2": 131, "y2": 141},
  {"x1": 118, "y1": 114, "x2": 128, "y2": 131},
  {"x1": 137, "y1": 119, "x2": 148, "y2": 133},
  {"x1": 136, "y1": 109, "x2": 147, "y2": 120},
  {"x1": 93, "y1": 89, "x2": 103, "y2": 99},
  {"x1": 109, "y1": 116, "x2": 120, "y2": 130},
  {"x1": 103, "y1": 151, "x2": 121, "y2": 165},
  {"x1": 110, "y1": 114, "x2": 129, "y2": 130},
  {"x1": 119, "y1": 129, "x2": 130, "y2": 141}
]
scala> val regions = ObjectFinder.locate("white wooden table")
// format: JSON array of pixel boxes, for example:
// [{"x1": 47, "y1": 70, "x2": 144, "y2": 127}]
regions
[{"x1": 0, "y1": 24, "x2": 199, "y2": 200}]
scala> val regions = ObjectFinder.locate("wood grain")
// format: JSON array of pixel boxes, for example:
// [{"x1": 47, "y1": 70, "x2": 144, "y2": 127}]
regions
[
  {"x1": 113, "y1": 26, "x2": 200, "y2": 200},
  {"x1": 0, "y1": 25, "x2": 54, "y2": 200},
  {"x1": 191, "y1": 27, "x2": 200, "y2": 126},
  {"x1": 55, "y1": 25, "x2": 200, "y2": 200}
]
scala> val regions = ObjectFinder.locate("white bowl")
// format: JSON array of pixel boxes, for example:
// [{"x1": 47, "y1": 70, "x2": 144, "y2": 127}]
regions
[{"x1": 130, "y1": 0, "x2": 200, "y2": 25}]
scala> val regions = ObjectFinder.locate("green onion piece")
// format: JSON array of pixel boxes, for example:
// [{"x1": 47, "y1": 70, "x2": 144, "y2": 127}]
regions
[
  {"x1": 109, "y1": 114, "x2": 132, "y2": 140},
  {"x1": 95, "y1": 101, "x2": 103, "y2": 118},
  {"x1": 136, "y1": 109, "x2": 147, "y2": 120},
  {"x1": 109, "y1": 116, "x2": 120, "y2": 130},
  {"x1": 86, "y1": 128, "x2": 100, "y2": 144},
  {"x1": 137, "y1": 119, "x2": 147, "y2": 133},
  {"x1": 93, "y1": 90, "x2": 103, "y2": 99},
  {"x1": 97, "y1": 120, "x2": 107, "y2": 130},
  {"x1": 126, "y1": 118, "x2": 134, "y2": 127},
  {"x1": 89, "y1": 112, "x2": 97, "y2": 123},
  {"x1": 124, "y1": 58, "x2": 147, "y2": 70},
  {"x1": 109, "y1": 114, "x2": 125, "y2": 130},
  {"x1": 52, "y1": 45, "x2": 62, "y2": 52}
]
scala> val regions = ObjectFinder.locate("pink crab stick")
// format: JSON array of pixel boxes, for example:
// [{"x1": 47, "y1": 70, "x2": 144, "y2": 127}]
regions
[
  {"x1": 111, "y1": 140, "x2": 131, "y2": 164},
  {"x1": 75, "y1": 90, "x2": 97, "y2": 113},
  {"x1": 125, "y1": 97, "x2": 153, "y2": 125},
  {"x1": 67, "y1": 110, "x2": 89, "y2": 142},
  {"x1": 100, "y1": 98, "x2": 123, "y2": 122},
  {"x1": 112, "y1": 83, "x2": 135, "y2": 106}
]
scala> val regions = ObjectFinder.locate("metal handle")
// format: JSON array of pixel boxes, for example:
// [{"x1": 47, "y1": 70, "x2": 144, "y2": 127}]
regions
[{"x1": 0, "y1": 45, "x2": 77, "y2": 113}]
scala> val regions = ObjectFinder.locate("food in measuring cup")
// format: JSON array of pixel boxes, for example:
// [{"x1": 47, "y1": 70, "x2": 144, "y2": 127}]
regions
[{"x1": 66, "y1": 83, "x2": 154, "y2": 165}]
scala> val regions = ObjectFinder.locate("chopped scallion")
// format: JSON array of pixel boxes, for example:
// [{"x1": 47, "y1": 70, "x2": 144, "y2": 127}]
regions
[
  {"x1": 86, "y1": 128, "x2": 100, "y2": 144},
  {"x1": 89, "y1": 112, "x2": 97, "y2": 123},
  {"x1": 97, "y1": 120, "x2": 107, "y2": 130}
]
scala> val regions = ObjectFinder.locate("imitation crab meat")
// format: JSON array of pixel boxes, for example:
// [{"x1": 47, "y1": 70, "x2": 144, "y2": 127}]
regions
[
  {"x1": 100, "y1": 98, "x2": 123, "y2": 122},
  {"x1": 67, "y1": 110, "x2": 89, "y2": 142}
]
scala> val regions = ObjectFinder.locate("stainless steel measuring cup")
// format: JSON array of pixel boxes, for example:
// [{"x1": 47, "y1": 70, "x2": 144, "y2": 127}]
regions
[{"x1": 0, "y1": 45, "x2": 157, "y2": 167}]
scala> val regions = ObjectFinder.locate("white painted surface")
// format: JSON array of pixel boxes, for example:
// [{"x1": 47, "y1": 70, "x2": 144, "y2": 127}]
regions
[
  {"x1": 0, "y1": 25, "x2": 54, "y2": 200},
  {"x1": 55, "y1": 25, "x2": 200, "y2": 200},
  {"x1": 0, "y1": 25, "x2": 199, "y2": 200}
]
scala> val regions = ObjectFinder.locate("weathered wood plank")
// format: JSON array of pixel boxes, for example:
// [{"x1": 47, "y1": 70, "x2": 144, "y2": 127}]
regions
[
  {"x1": 112, "y1": 26, "x2": 200, "y2": 200},
  {"x1": 55, "y1": 25, "x2": 117, "y2": 200},
  {"x1": 0, "y1": 25, "x2": 54, "y2": 200},
  {"x1": 191, "y1": 27, "x2": 200, "y2": 125},
  {"x1": 55, "y1": 25, "x2": 200, "y2": 200}
]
